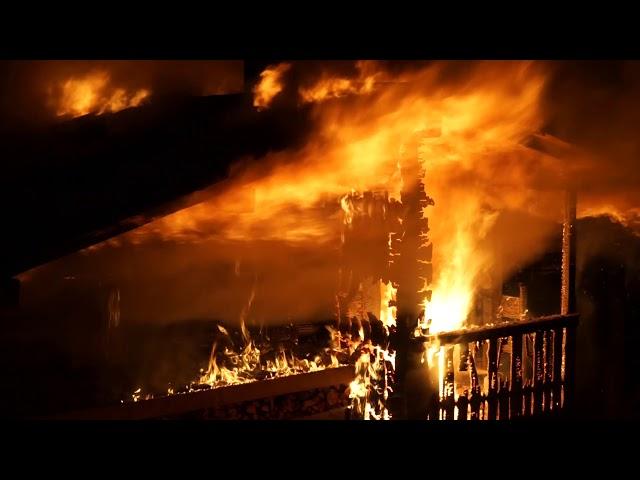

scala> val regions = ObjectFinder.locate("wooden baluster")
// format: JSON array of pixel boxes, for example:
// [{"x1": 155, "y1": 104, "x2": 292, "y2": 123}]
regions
[
  {"x1": 533, "y1": 330, "x2": 544, "y2": 416},
  {"x1": 510, "y1": 334, "x2": 523, "y2": 418},
  {"x1": 522, "y1": 380, "x2": 532, "y2": 416},
  {"x1": 444, "y1": 346, "x2": 456, "y2": 420},
  {"x1": 552, "y1": 327, "x2": 564, "y2": 413},
  {"x1": 468, "y1": 346, "x2": 481, "y2": 420},
  {"x1": 564, "y1": 323, "x2": 577, "y2": 415},
  {"x1": 499, "y1": 380, "x2": 510, "y2": 420},
  {"x1": 544, "y1": 330, "x2": 553, "y2": 413},
  {"x1": 487, "y1": 337, "x2": 498, "y2": 420},
  {"x1": 457, "y1": 390, "x2": 469, "y2": 421},
  {"x1": 427, "y1": 392, "x2": 440, "y2": 420}
]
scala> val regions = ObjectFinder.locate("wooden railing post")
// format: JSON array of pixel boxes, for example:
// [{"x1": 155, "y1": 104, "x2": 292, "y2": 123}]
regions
[
  {"x1": 487, "y1": 338, "x2": 498, "y2": 420},
  {"x1": 544, "y1": 331, "x2": 553, "y2": 413},
  {"x1": 533, "y1": 331, "x2": 544, "y2": 416},
  {"x1": 552, "y1": 328, "x2": 563, "y2": 413},
  {"x1": 425, "y1": 314, "x2": 578, "y2": 420},
  {"x1": 443, "y1": 346, "x2": 456, "y2": 420},
  {"x1": 510, "y1": 334, "x2": 523, "y2": 418},
  {"x1": 564, "y1": 324, "x2": 577, "y2": 414}
]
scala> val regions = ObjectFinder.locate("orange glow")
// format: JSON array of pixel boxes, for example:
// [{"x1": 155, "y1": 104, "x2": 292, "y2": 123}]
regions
[
  {"x1": 252, "y1": 63, "x2": 291, "y2": 110},
  {"x1": 53, "y1": 70, "x2": 150, "y2": 118},
  {"x1": 579, "y1": 204, "x2": 640, "y2": 232},
  {"x1": 104, "y1": 62, "x2": 559, "y2": 339}
]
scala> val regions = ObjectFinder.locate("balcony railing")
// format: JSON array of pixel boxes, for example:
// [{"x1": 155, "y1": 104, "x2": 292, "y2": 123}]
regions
[{"x1": 425, "y1": 313, "x2": 578, "y2": 420}]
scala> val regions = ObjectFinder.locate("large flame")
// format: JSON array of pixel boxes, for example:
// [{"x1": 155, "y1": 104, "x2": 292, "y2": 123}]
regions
[
  {"x1": 299, "y1": 61, "x2": 382, "y2": 104},
  {"x1": 95, "y1": 61, "x2": 557, "y2": 334},
  {"x1": 52, "y1": 70, "x2": 150, "y2": 118},
  {"x1": 252, "y1": 63, "x2": 291, "y2": 110}
]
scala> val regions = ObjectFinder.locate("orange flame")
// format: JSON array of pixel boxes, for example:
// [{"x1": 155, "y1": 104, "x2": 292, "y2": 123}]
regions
[
  {"x1": 252, "y1": 63, "x2": 291, "y2": 110},
  {"x1": 102, "y1": 62, "x2": 555, "y2": 337},
  {"x1": 578, "y1": 205, "x2": 640, "y2": 232},
  {"x1": 53, "y1": 70, "x2": 150, "y2": 118},
  {"x1": 299, "y1": 61, "x2": 382, "y2": 104}
]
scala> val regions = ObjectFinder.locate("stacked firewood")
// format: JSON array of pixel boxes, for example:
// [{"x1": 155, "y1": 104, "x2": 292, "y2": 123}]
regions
[{"x1": 172, "y1": 384, "x2": 350, "y2": 420}]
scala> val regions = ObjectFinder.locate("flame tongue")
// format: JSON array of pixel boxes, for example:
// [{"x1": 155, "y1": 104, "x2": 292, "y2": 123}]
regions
[{"x1": 53, "y1": 70, "x2": 150, "y2": 118}]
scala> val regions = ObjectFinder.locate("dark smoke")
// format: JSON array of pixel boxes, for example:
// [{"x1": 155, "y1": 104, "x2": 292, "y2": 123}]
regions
[{"x1": 542, "y1": 61, "x2": 640, "y2": 226}]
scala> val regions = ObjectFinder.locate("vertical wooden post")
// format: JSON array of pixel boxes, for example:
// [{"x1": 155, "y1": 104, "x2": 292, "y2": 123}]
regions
[
  {"x1": 544, "y1": 330, "x2": 553, "y2": 413},
  {"x1": 510, "y1": 334, "x2": 523, "y2": 418},
  {"x1": 560, "y1": 189, "x2": 577, "y2": 416},
  {"x1": 444, "y1": 346, "x2": 456, "y2": 420},
  {"x1": 533, "y1": 331, "x2": 544, "y2": 415},
  {"x1": 469, "y1": 344, "x2": 481, "y2": 420},
  {"x1": 552, "y1": 327, "x2": 564, "y2": 413},
  {"x1": 498, "y1": 380, "x2": 510, "y2": 419},
  {"x1": 561, "y1": 190, "x2": 577, "y2": 316},
  {"x1": 457, "y1": 391, "x2": 469, "y2": 421},
  {"x1": 564, "y1": 324, "x2": 577, "y2": 414},
  {"x1": 487, "y1": 338, "x2": 498, "y2": 420}
]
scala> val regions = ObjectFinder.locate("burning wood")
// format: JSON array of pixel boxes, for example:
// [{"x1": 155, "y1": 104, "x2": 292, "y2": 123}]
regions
[{"x1": 54, "y1": 366, "x2": 353, "y2": 420}]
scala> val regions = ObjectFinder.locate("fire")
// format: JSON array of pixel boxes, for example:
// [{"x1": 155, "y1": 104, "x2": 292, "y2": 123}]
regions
[
  {"x1": 299, "y1": 61, "x2": 382, "y2": 104},
  {"x1": 114, "y1": 61, "x2": 552, "y2": 337},
  {"x1": 196, "y1": 321, "x2": 348, "y2": 390},
  {"x1": 380, "y1": 281, "x2": 397, "y2": 329},
  {"x1": 196, "y1": 282, "x2": 349, "y2": 392},
  {"x1": 579, "y1": 204, "x2": 640, "y2": 232},
  {"x1": 105, "y1": 61, "x2": 566, "y2": 414},
  {"x1": 52, "y1": 70, "x2": 150, "y2": 118},
  {"x1": 252, "y1": 63, "x2": 291, "y2": 110}
]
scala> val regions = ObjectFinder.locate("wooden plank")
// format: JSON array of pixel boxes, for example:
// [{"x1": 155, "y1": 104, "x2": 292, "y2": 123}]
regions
[{"x1": 50, "y1": 366, "x2": 354, "y2": 420}]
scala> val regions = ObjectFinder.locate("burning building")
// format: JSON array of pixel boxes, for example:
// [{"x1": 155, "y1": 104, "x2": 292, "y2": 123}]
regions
[{"x1": 1, "y1": 60, "x2": 638, "y2": 420}]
